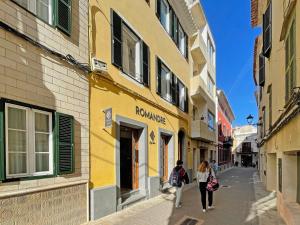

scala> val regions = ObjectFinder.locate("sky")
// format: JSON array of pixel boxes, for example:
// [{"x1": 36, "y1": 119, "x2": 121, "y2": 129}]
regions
[{"x1": 201, "y1": 0, "x2": 261, "y2": 126}]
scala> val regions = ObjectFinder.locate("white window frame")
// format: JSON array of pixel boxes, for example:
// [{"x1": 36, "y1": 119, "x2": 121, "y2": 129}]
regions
[
  {"x1": 13, "y1": 0, "x2": 53, "y2": 25},
  {"x1": 5, "y1": 103, "x2": 53, "y2": 178}
]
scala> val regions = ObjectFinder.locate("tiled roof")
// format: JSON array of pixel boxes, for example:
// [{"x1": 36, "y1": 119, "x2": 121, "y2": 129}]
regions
[{"x1": 251, "y1": 0, "x2": 259, "y2": 27}]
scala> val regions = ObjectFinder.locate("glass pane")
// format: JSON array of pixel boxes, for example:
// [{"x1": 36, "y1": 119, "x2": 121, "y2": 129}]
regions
[
  {"x1": 35, "y1": 133, "x2": 49, "y2": 153},
  {"x1": 35, "y1": 153, "x2": 49, "y2": 172},
  {"x1": 122, "y1": 26, "x2": 139, "y2": 78},
  {"x1": 161, "y1": 66, "x2": 171, "y2": 101},
  {"x1": 8, "y1": 153, "x2": 27, "y2": 174},
  {"x1": 14, "y1": 0, "x2": 28, "y2": 8},
  {"x1": 179, "y1": 82, "x2": 185, "y2": 109},
  {"x1": 37, "y1": 0, "x2": 49, "y2": 23},
  {"x1": 8, "y1": 107, "x2": 26, "y2": 130},
  {"x1": 8, "y1": 130, "x2": 26, "y2": 153},
  {"x1": 35, "y1": 113, "x2": 49, "y2": 132},
  {"x1": 160, "y1": 1, "x2": 168, "y2": 30}
]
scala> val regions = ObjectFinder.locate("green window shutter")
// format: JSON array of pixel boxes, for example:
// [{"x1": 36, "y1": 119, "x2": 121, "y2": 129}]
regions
[
  {"x1": 156, "y1": 58, "x2": 162, "y2": 94},
  {"x1": 55, "y1": 0, "x2": 72, "y2": 35},
  {"x1": 184, "y1": 87, "x2": 189, "y2": 113},
  {"x1": 111, "y1": 11, "x2": 123, "y2": 68},
  {"x1": 55, "y1": 113, "x2": 74, "y2": 175},
  {"x1": 142, "y1": 41, "x2": 150, "y2": 87},
  {"x1": 0, "y1": 101, "x2": 4, "y2": 181}
]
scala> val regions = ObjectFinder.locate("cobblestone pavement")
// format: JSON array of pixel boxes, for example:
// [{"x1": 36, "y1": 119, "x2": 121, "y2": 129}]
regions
[{"x1": 88, "y1": 168, "x2": 286, "y2": 225}]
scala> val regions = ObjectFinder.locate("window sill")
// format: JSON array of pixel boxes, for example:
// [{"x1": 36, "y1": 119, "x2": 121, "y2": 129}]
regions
[
  {"x1": 119, "y1": 71, "x2": 146, "y2": 88},
  {"x1": 0, "y1": 179, "x2": 88, "y2": 198}
]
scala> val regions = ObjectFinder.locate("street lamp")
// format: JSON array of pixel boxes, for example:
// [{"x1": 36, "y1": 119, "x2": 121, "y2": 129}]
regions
[{"x1": 246, "y1": 114, "x2": 262, "y2": 126}]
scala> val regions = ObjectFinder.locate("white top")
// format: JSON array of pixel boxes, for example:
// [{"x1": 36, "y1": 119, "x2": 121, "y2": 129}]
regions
[{"x1": 197, "y1": 168, "x2": 216, "y2": 183}]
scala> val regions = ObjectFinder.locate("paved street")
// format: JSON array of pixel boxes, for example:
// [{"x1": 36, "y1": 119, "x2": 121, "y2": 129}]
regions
[{"x1": 89, "y1": 168, "x2": 285, "y2": 225}]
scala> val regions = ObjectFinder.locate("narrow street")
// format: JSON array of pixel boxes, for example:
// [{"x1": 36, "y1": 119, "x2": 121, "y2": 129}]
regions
[{"x1": 89, "y1": 168, "x2": 285, "y2": 225}]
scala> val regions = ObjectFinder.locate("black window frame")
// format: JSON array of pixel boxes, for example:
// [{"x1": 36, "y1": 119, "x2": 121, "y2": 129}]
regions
[
  {"x1": 156, "y1": 57, "x2": 188, "y2": 113},
  {"x1": 156, "y1": 0, "x2": 188, "y2": 60},
  {"x1": 259, "y1": 54, "x2": 265, "y2": 87},
  {"x1": 111, "y1": 10, "x2": 150, "y2": 87},
  {"x1": 263, "y1": 2, "x2": 272, "y2": 57}
]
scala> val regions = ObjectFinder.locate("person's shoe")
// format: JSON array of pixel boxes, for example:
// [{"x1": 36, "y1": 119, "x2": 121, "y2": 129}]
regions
[
  {"x1": 202, "y1": 209, "x2": 206, "y2": 213},
  {"x1": 175, "y1": 204, "x2": 182, "y2": 208},
  {"x1": 208, "y1": 206, "x2": 215, "y2": 210}
]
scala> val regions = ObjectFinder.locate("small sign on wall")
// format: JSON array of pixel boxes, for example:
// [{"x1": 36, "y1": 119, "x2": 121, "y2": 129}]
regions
[{"x1": 104, "y1": 108, "x2": 112, "y2": 128}]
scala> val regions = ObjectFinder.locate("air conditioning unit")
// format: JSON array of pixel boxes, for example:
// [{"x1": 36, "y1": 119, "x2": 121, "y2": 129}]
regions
[{"x1": 91, "y1": 58, "x2": 108, "y2": 74}]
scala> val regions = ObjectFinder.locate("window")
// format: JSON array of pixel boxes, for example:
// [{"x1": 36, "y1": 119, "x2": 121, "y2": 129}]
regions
[
  {"x1": 157, "y1": 57, "x2": 188, "y2": 112},
  {"x1": 208, "y1": 111, "x2": 215, "y2": 131},
  {"x1": 159, "y1": 0, "x2": 170, "y2": 33},
  {"x1": 268, "y1": 85, "x2": 272, "y2": 129},
  {"x1": 278, "y1": 158, "x2": 282, "y2": 192},
  {"x1": 263, "y1": 2, "x2": 272, "y2": 57},
  {"x1": 112, "y1": 11, "x2": 149, "y2": 86},
  {"x1": 207, "y1": 37, "x2": 215, "y2": 66},
  {"x1": 12, "y1": 0, "x2": 71, "y2": 35},
  {"x1": 0, "y1": 101, "x2": 75, "y2": 181},
  {"x1": 297, "y1": 152, "x2": 300, "y2": 203},
  {"x1": 207, "y1": 74, "x2": 214, "y2": 97},
  {"x1": 262, "y1": 107, "x2": 266, "y2": 137},
  {"x1": 178, "y1": 80, "x2": 185, "y2": 111},
  {"x1": 161, "y1": 64, "x2": 172, "y2": 102},
  {"x1": 13, "y1": 0, "x2": 52, "y2": 24},
  {"x1": 122, "y1": 25, "x2": 141, "y2": 82},
  {"x1": 259, "y1": 54, "x2": 265, "y2": 87},
  {"x1": 178, "y1": 25, "x2": 186, "y2": 55},
  {"x1": 5, "y1": 103, "x2": 53, "y2": 178},
  {"x1": 156, "y1": 0, "x2": 188, "y2": 59},
  {"x1": 285, "y1": 20, "x2": 296, "y2": 102}
]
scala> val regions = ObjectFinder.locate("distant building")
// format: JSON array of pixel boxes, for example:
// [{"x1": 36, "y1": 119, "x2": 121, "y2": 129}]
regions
[
  {"x1": 232, "y1": 125, "x2": 258, "y2": 167},
  {"x1": 217, "y1": 90, "x2": 235, "y2": 171}
]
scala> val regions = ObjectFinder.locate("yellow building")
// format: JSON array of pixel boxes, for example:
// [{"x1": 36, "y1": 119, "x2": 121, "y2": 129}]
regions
[
  {"x1": 252, "y1": 0, "x2": 300, "y2": 224},
  {"x1": 89, "y1": 0, "x2": 197, "y2": 219}
]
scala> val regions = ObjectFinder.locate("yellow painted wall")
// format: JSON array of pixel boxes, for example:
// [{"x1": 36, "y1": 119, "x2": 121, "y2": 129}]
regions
[{"x1": 89, "y1": 0, "x2": 192, "y2": 188}]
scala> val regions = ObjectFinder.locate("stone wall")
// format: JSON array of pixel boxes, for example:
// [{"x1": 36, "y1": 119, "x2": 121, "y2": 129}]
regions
[{"x1": 0, "y1": 184, "x2": 87, "y2": 225}]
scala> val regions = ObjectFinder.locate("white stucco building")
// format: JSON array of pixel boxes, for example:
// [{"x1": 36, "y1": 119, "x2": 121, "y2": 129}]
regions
[{"x1": 232, "y1": 125, "x2": 258, "y2": 167}]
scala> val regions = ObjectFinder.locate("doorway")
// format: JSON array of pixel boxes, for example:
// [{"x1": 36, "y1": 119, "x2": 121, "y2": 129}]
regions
[
  {"x1": 200, "y1": 148, "x2": 206, "y2": 162},
  {"x1": 178, "y1": 130, "x2": 185, "y2": 161},
  {"x1": 120, "y1": 126, "x2": 139, "y2": 194},
  {"x1": 160, "y1": 135, "x2": 170, "y2": 182},
  {"x1": 193, "y1": 148, "x2": 198, "y2": 179},
  {"x1": 241, "y1": 154, "x2": 253, "y2": 167}
]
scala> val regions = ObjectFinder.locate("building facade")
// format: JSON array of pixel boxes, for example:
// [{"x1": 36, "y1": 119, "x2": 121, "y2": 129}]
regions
[
  {"x1": 217, "y1": 90, "x2": 235, "y2": 171},
  {"x1": 251, "y1": 0, "x2": 300, "y2": 223},
  {"x1": 0, "y1": 0, "x2": 90, "y2": 224},
  {"x1": 232, "y1": 125, "x2": 258, "y2": 168},
  {"x1": 89, "y1": 0, "x2": 196, "y2": 220},
  {"x1": 189, "y1": 0, "x2": 218, "y2": 179}
]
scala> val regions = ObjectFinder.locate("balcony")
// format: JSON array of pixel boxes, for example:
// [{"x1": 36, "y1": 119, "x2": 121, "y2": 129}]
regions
[
  {"x1": 237, "y1": 147, "x2": 254, "y2": 154},
  {"x1": 191, "y1": 31, "x2": 208, "y2": 66},
  {"x1": 190, "y1": 75, "x2": 215, "y2": 107},
  {"x1": 191, "y1": 120, "x2": 216, "y2": 142},
  {"x1": 186, "y1": 0, "x2": 206, "y2": 29}
]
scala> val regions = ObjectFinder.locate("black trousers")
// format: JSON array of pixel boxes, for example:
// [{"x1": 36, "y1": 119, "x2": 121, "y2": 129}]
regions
[{"x1": 199, "y1": 182, "x2": 213, "y2": 209}]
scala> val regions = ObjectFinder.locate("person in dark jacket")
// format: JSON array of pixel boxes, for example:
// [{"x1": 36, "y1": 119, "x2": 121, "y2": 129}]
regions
[{"x1": 169, "y1": 160, "x2": 188, "y2": 208}]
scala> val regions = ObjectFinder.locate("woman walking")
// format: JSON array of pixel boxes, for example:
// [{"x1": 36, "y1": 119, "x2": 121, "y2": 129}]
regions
[{"x1": 197, "y1": 161, "x2": 215, "y2": 212}]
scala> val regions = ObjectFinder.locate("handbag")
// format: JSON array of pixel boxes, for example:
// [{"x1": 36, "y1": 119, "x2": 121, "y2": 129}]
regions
[{"x1": 207, "y1": 172, "x2": 219, "y2": 192}]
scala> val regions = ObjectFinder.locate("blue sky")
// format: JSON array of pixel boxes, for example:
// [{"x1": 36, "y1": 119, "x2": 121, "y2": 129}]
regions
[{"x1": 201, "y1": 0, "x2": 261, "y2": 126}]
